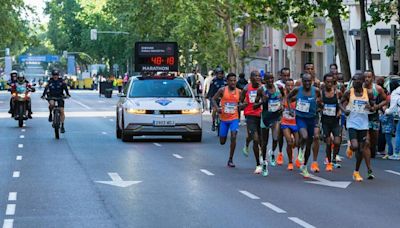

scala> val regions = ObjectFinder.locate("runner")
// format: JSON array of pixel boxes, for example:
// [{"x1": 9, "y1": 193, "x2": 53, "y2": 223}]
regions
[
  {"x1": 239, "y1": 71, "x2": 263, "y2": 174},
  {"x1": 363, "y1": 70, "x2": 387, "y2": 158},
  {"x1": 340, "y1": 73, "x2": 376, "y2": 181},
  {"x1": 254, "y1": 73, "x2": 283, "y2": 176},
  {"x1": 321, "y1": 73, "x2": 342, "y2": 171},
  {"x1": 212, "y1": 73, "x2": 244, "y2": 167},
  {"x1": 281, "y1": 78, "x2": 299, "y2": 170},
  {"x1": 288, "y1": 73, "x2": 322, "y2": 178}
]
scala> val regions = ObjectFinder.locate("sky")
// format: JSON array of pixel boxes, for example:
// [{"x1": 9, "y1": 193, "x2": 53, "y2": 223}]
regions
[{"x1": 24, "y1": 0, "x2": 48, "y2": 23}]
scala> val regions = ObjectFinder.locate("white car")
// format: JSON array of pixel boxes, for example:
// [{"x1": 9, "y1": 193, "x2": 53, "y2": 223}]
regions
[{"x1": 116, "y1": 75, "x2": 203, "y2": 142}]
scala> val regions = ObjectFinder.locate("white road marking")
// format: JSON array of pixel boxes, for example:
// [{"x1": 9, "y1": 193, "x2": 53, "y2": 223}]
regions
[
  {"x1": 23, "y1": 124, "x2": 26, "y2": 127},
  {"x1": 12, "y1": 172, "x2": 20, "y2": 178},
  {"x1": 19, "y1": 135, "x2": 24, "y2": 139},
  {"x1": 0, "y1": 111, "x2": 114, "y2": 118},
  {"x1": 261, "y1": 202, "x2": 287, "y2": 213},
  {"x1": 70, "y1": 98, "x2": 92, "y2": 110},
  {"x1": 5, "y1": 204, "x2": 15, "y2": 215},
  {"x1": 239, "y1": 190, "x2": 260, "y2": 200},
  {"x1": 153, "y1": 143, "x2": 162, "y2": 147},
  {"x1": 109, "y1": 119, "x2": 114, "y2": 122},
  {"x1": 385, "y1": 170, "x2": 400, "y2": 176},
  {"x1": 16, "y1": 156, "x2": 22, "y2": 161},
  {"x1": 21, "y1": 129, "x2": 25, "y2": 132},
  {"x1": 288, "y1": 217, "x2": 316, "y2": 228},
  {"x1": 102, "y1": 132, "x2": 107, "y2": 135},
  {"x1": 95, "y1": 172, "x2": 142, "y2": 188},
  {"x1": 18, "y1": 144, "x2": 23, "y2": 148},
  {"x1": 8, "y1": 193, "x2": 17, "y2": 201},
  {"x1": 173, "y1": 154, "x2": 183, "y2": 159},
  {"x1": 306, "y1": 174, "x2": 351, "y2": 189},
  {"x1": 200, "y1": 169, "x2": 215, "y2": 176},
  {"x1": 2, "y1": 219, "x2": 13, "y2": 228},
  {"x1": 98, "y1": 100, "x2": 105, "y2": 103}
]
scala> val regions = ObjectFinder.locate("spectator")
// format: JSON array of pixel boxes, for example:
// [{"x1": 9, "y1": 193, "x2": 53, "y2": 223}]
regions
[
  {"x1": 380, "y1": 104, "x2": 394, "y2": 159},
  {"x1": 385, "y1": 80, "x2": 400, "y2": 160},
  {"x1": 203, "y1": 70, "x2": 214, "y2": 112},
  {"x1": 236, "y1": 73, "x2": 248, "y2": 90}
]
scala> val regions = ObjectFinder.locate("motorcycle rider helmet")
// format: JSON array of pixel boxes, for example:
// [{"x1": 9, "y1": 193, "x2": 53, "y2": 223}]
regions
[
  {"x1": 17, "y1": 74, "x2": 25, "y2": 83},
  {"x1": 214, "y1": 67, "x2": 224, "y2": 75},
  {"x1": 10, "y1": 70, "x2": 18, "y2": 78}
]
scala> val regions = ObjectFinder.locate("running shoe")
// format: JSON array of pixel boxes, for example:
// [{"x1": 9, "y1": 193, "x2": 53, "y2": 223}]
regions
[
  {"x1": 287, "y1": 163, "x2": 294, "y2": 171},
  {"x1": 277, "y1": 152, "x2": 284, "y2": 166},
  {"x1": 269, "y1": 151, "x2": 276, "y2": 167},
  {"x1": 242, "y1": 146, "x2": 249, "y2": 157},
  {"x1": 325, "y1": 163, "x2": 333, "y2": 172},
  {"x1": 227, "y1": 161, "x2": 236, "y2": 168},
  {"x1": 311, "y1": 162, "x2": 320, "y2": 173},
  {"x1": 295, "y1": 158, "x2": 302, "y2": 169},
  {"x1": 300, "y1": 165, "x2": 310, "y2": 178},
  {"x1": 346, "y1": 147, "x2": 353, "y2": 159},
  {"x1": 211, "y1": 123, "x2": 216, "y2": 131},
  {"x1": 262, "y1": 162, "x2": 269, "y2": 177},
  {"x1": 254, "y1": 165, "x2": 262, "y2": 174},
  {"x1": 389, "y1": 154, "x2": 400, "y2": 160},
  {"x1": 333, "y1": 163, "x2": 342, "y2": 169},
  {"x1": 367, "y1": 170, "x2": 375, "y2": 180},
  {"x1": 297, "y1": 148, "x2": 304, "y2": 164},
  {"x1": 324, "y1": 157, "x2": 329, "y2": 165},
  {"x1": 335, "y1": 155, "x2": 343, "y2": 162},
  {"x1": 353, "y1": 171, "x2": 363, "y2": 182},
  {"x1": 382, "y1": 154, "x2": 389, "y2": 160}
]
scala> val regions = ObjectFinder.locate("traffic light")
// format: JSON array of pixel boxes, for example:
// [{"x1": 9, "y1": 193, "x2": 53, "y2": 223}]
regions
[{"x1": 90, "y1": 29, "x2": 97, "y2": 40}]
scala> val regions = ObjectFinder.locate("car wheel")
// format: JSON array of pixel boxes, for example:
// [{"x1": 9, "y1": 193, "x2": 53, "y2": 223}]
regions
[
  {"x1": 121, "y1": 129, "x2": 133, "y2": 142},
  {"x1": 116, "y1": 114, "x2": 122, "y2": 139},
  {"x1": 183, "y1": 133, "x2": 202, "y2": 142}
]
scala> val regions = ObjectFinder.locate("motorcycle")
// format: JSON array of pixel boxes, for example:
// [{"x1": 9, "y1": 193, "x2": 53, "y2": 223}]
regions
[{"x1": 12, "y1": 84, "x2": 35, "y2": 127}]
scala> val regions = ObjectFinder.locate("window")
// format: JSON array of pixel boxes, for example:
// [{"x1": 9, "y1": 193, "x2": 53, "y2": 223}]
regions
[{"x1": 129, "y1": 79, "x2": 193, "y2": 98}]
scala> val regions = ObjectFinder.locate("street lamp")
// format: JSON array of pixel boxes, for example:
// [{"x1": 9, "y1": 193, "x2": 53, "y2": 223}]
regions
[
  {"x1": 287, "y1": 17, "x2": 298, "y2": 77},
  {"x1": 234, "y1": 27, "x2": 245, "y2": 74}
]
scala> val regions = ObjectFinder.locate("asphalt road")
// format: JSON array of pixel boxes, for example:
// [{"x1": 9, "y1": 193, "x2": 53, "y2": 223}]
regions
[{"x1": 0, "y1": 89, "x2": 400, "y2": 228}]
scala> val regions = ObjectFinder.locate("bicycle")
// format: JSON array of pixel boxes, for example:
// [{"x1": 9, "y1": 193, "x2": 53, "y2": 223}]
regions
[{"x1": 45, "y1": 97, "x2": 68, "y2": 139}]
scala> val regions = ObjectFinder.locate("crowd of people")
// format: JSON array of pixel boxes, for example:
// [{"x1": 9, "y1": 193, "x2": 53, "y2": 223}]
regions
[{"x1": 201, "y1": 63, "x2": 400, "y2": 182}]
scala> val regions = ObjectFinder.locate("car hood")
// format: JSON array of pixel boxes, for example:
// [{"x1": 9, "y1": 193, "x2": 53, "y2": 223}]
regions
[{"x1": 124, "y1": 97, "x2": 200, "y2": 110}]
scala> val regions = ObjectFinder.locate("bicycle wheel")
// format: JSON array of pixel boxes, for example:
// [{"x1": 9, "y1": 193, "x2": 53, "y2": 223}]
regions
[{"x1": 53, "y1": 109, "x2": 61, "y2": 139}]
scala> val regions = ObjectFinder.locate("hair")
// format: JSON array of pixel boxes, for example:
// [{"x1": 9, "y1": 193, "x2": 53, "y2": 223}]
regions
[
  {"x1": 280, "y1": 67, "x2": 290, "y2": 74},
  {"x1": 226, "y1": 73, "x2": 236, "y2": 80},
  {"x1": 302, "y1": 73, "x2": 312, "y2": 79},
  {"x1": 323, "y1": 73, "x2": 334, "y2": 81},
  {"x1": 239, "y1": 73, "x2": 245, "y2": 78},
  {"x1": 250, "y1": 70, "x2": 258, "y2": 78},
  {"x1": 286, "y1": 78, "x2": 294, "y2": 83},
  {"x1": 329, "y1": 63, "x2": 338, "y2": 69},
  {"x1": 364, "y1": 70, "x2": 375, "y2": 77},
  {"x1": 304, "y1": 62, "x2": 314, "y2": 70},
  {"x1": 265, "y1": 72, "x2": 274, "y2": 78}
]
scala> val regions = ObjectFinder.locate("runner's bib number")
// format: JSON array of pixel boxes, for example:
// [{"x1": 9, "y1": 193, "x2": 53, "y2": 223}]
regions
[
  {"x1": 296, "y1": 100, "x2": 310, "y2": 113},
  {"x1": 283, "y1": 110, "x2": 295, "y2": 119},
  {"x1": 224, "y1": 102, "x2": 237, "y2": 114},
  {"x1": 249, "y1": 91, "x2": 257, "y2": 103},
  {"x1": 352, "y1": 100, "x2": 367, "y2": 113},
  {"x1": 323, "y1": 104, "x2": 337, "y2": 116},
  {"x1": 268, "y1": 99, "x2": 281, "y2": 112}
]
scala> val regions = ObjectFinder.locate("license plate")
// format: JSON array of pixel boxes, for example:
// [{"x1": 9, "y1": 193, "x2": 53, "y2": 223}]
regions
[{"x1": 153, "y1": 120, "x2": 175, "y2": 127}]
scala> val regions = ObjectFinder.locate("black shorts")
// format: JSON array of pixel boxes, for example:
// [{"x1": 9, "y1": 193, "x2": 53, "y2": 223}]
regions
[
  {"x1": 246, "y1": 115, "x2": 261, "y2": 137},
  {"x1": 322, "y1": 120, "x2": 341, "y2": 138},
  {"x1": 348, "y1": 128, "x2": 368, "y2": 143},
  {"x1": 49, "y1": 99, "x2": 65, "y2": 108}
]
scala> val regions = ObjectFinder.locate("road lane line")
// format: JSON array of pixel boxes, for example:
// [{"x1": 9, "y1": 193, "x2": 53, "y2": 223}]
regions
[
  {"x1": 109, "y1": 119, "x2": 114, "y2": 122},
  {"x1": 102, "y1": 132, "x2": 107, "y2": 135},
  {"x1": 8, "y1": 193, "x2": 17, "y2": 201},
  {"x1": 2, "y1": 219, "x2": 13, "y2": 228},
  {"x1": 70, "y1": 98, "x2": 92, "y2": 110},
  {"x1": 153, "y1": 143, "x2": 162, "y2": 147},
  {"x1": 19, "y1": 135, "x2": 24, "y2": 139},
  {"x1": 288, "y1": 217, "x2": 315, "y2": 228},
  {"x1": 12, "y1": 172, "x2": 20, "y2": 178},
  {"x1": 21, "y1": 129, "x2": 25, "y2": 132},
  {"x1": 239, "y1": 190, "x2": 260, "y2": 200},
  {"x1": 18, "y1": 144, "x2": 23, "y2": 148},
  {"x1": 200, "y1": 169, "x2": 215, "y2": 176},
  {"x1": 16, "y1": 156, "x2": 22, "y2": 161},
  {"x1": 261, "y1": 202, "x2": 287, "y2": 213},
  {"x1": 173, "y1": 154, "x2": 183, "y2": 159},
  {"x1": 5, "y1": 204, "x2": 15, "y2": 216},
  {"x1": 385, "y1": 170, "x2": 400, "y2": 176}
]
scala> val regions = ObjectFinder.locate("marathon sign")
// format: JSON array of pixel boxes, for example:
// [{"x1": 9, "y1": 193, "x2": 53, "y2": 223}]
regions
[
  {"x1": 134, "y1": 42, "x2": 179, "y2": 72},
  {"x1": 18, "y1": 55, "x2": 60, "y2": 63}
]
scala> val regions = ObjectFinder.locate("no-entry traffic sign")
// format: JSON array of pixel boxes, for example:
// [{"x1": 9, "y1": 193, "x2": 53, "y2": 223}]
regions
[{"x1": 284, "y1": 33, "x2": 298, "y2": 47}]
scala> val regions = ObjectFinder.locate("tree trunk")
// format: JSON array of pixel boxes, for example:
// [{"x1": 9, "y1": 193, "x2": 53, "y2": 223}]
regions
[
  {"x1": 360, "y1": 0, "x2": 374, "y2": 73},
  {"x1": 223, "y1": 16, "x2": 238, "y2": 74},
  {"x1": 330, "y1": 14, "x2": 352, "y2": 81}
]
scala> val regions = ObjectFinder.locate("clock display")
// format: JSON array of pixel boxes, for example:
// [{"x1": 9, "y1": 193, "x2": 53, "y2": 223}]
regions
[{"x1": 135, "y1": 42, "x2": 179, "y2": 72}]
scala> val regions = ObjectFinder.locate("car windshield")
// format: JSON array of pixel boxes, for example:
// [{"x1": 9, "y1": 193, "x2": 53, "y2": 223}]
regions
[{"x1": 129, "y1": 79, "x2": 193, "y2": 98}]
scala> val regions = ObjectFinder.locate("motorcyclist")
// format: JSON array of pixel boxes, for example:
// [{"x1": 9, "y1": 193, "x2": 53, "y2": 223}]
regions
[
  {"x1": 41, "y1": 69, "x2": 71, "y2": 133},
  {"x1": 10, "y1": 73, "x2": 33, "y2": 118},
  {"x1": 207, "y1": 67, "x2": 227, "y2": 131},
  {"x1": 7, "y1": 70, "x2": 18, "y2": 114}
]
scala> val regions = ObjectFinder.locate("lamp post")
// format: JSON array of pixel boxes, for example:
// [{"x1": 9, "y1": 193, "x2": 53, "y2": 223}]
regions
[
  {"x1": 287, "y1": 18, "x2": 298, "y2": 77},
  {"x1": 234, "y1": 27, "x2": 244, "y2": 74}
]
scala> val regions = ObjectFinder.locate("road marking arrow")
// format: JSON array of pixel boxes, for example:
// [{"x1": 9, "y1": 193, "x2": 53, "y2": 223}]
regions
[
  {"x1": 95, "y1": 172, "x2": 142, "y2": 188},
  {"x1": 305, "y1": 174, "x2": 351, "y2": 189}
]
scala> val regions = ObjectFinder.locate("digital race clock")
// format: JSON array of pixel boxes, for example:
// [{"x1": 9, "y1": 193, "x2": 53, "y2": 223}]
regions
[{"x1": 134, "y1": 42, "x2": 179, "y2": 72}]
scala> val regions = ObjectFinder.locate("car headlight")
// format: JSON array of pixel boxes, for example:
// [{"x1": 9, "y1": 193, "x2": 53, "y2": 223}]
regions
[
  {"x1": 126, "y1": 108, "x2": 146, "y2": 114},
  {"x1": 182, "y1": 108, "x2": 200, "y2": 114}
]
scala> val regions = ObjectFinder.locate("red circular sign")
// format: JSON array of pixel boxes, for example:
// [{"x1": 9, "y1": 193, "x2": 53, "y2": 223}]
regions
[{"x1": 284, "y1": 33, "x2": 298, "y2": 47}]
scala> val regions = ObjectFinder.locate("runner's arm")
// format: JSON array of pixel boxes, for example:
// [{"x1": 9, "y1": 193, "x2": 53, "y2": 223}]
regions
[
  {"x1": 376, "y1": 85, "x2": 387, "y2": 110},
  {"x1": 253, "y1": 87, "x2": 264, "y2": 110},
  {"x1": 339, "y1": 91, "x2": 350, "y2": 115},
  {"x1": 367, "y1": 91, "x2": 376, "y2": 111},
  {"x1": 211, "y1": 88, "x2": 223, "y2": 111},
  {"x1": 287, "y1": 87, "x2": 299, "y2": 113}
]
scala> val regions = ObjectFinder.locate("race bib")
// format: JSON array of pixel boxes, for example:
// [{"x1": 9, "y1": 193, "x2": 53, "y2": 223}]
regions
[
  {"x1": 352, "y1": 100, "x2": 367, "y2": 113},
  {"x1": 323, "y1": 104, "x2": 337, "y2": 117},
  {"x1": 224, "y1": 102, "x2": 237, "y2": 114},
  {"x1": 296, "y1": 99, "x2": 310, "y2": 113},
  {"x1": 283, "y1": 110, "x2": 295, "y2": 119},
  {"x1": 268, "y1": 99, "x2": 281, "y2": 112},
  {"x1": 249, "y1": 91, "x2": 257, "y2": 103}
]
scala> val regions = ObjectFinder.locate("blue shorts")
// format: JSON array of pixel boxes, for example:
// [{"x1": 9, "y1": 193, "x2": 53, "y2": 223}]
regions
[
  {"x1": 219, "y1": 119, "x2": 239, "y2": 137},
  {"x1": 281, "y1": 124, "x2": 298, "y2": 132},
  {"x1": 296, "y1": 116, "x2": 317, "y2": 138}
]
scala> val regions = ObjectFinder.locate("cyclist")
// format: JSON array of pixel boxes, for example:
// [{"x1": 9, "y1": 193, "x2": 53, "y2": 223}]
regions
[
  {"x1": 41, "y1": 70, "x2": 71, "y2": 133},
  {"x1": 207, "y1": 67, "x2": 227, "y2": 131}
]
